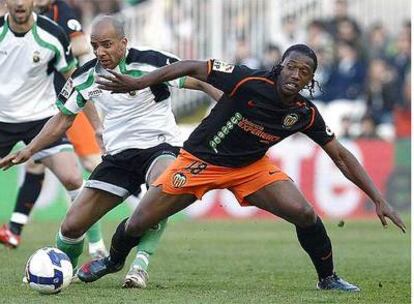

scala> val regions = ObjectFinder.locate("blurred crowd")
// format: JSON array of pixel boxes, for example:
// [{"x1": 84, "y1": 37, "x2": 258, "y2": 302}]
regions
[{"x1": 235, "y1": 0, "x2": 411, "y2": 141}]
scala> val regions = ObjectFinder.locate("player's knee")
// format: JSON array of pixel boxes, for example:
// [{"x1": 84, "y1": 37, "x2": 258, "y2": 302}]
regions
[
  {"x1": 60, "y1": 174, "x2": 83, "y2": 190},
  {"x1": 298, "y1": 205, "x2": 317, "y2": 227},
  {"x1": 60, "y1": 218, "x2": 85, "y2": 239}
]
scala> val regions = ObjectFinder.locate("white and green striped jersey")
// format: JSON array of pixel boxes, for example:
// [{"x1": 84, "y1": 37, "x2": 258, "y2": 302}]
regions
[
  {"x1": 0, "y1": 13, "x2": 76, "y2": 123},
  {"x1": 57, "y1": 48, "x2": 186, "y2": 155}
]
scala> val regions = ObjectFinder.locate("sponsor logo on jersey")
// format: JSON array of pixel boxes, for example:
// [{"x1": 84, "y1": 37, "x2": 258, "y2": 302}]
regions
[
  {"x1": 172, "y1": 172, "x2": 187, "y2": 188},
  {"x1": 128, "y1": 91, "x2": 137, "y2": 96},
  {"x1": 0, "y1": 50, "x2": 7, "y2": 56},
  {"x1": 59, "y1": 78, "x2": 74, "y2": 101},
  {"x1": 87, "y1": 88, "x2": 103, "y2": 98},
  {"x1": 67, "y1": 19, "x2": 82, "y2": 32},
  {"x1": 209, "y1": 112, "x2": 243, "y2": 153},
  {"x1": 33, "y1": 51, "x2": 40, "y2": 63},
  {"x1": 282, "y1": 113, "x2": 299, "y2": 128},
  {"x1": 212, "y1": 60, "x2": 235, "y2": 73}
]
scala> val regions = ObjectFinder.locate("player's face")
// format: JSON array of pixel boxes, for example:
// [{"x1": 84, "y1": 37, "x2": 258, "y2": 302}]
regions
[
  {"x1": 90, "y1": 24, "x2": 127, "y2": 70},
  {"x1": 6, "y1": 0, "x2": 33, "y2": 24},
  {"x1": 278, "y1": 51, "x2": 315, "y2": 97},
  {"x1": 33, "y1": 0, "x2": 51, "y2": 14}
]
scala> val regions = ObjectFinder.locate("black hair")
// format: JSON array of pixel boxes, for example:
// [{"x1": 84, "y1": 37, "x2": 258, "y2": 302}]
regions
[{"x1": 271, "y1": 44, "x2": 322, "y2": 98}]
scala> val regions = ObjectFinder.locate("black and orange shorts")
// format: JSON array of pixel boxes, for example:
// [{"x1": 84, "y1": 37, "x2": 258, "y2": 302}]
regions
[{"x1": 153, "y1": 149, "x2": 289, "y2": 206}]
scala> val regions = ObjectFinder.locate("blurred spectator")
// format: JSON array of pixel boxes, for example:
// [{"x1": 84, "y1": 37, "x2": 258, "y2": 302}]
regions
[
  {"x1": 260, "y1": 43, "x2": 281, "y2": 70},
  {"x1": 339, "y1": 116, "x2": 353, "y2": 139},
  {"x1": 364, "y1": 22, "x2": 390, "y2": 60},
  {"x1": 306, "y1": 19, "x2": 333, "y2": 51},
  {"x1": 324, "y1": 0, "x2": 361, "y2": 40},
  {"x1": 364, "y1": 58, "x2": 400, "y2": 124},
  {"x1": 234, "y1": 39, "x2": 260, "y2": 69},
  {"x1": 358, "y1": 114, "x2": 380, "y2": 139},
  {"x1": 394, "y1": 71, "x2": 411, "y2": 138},
  {"x1": 272, "y1": 15, "x2": 306, "y2": 52},
  {"x1": 388, "y1": 24, "x2": 411, "y2": 91},
  {"x1": 320, "y1": 40, "x2": 367, "y2": 102}
]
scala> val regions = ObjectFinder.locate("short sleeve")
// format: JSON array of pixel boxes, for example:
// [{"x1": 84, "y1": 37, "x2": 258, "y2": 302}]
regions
[
  {"x1": 57, "y1": 2, "x2": 83, "y2": 38},
  {"x1": 206, "y1": 59, "x2": 254, "y2": 95},
  {"x1": 54, "y1": 28, "x2": 76, "y2": 74},
  {"x1": 301, "y1": 106, "x2": 335, "y2": 146},
  {"x1": 55, "y1": 78, "x2": 86, "y2": 115}
]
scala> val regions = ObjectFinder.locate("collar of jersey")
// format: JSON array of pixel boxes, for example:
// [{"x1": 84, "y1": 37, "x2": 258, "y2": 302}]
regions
[{"x1": 2, "y1": 13, "x2": 37, "y2": 38}]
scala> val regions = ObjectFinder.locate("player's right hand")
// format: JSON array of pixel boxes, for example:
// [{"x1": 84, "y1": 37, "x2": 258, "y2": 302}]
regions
[
  {"x1": 375, "y1": 199, "x2": 406, "y2": 233},
  {"x1": 0, "y1": 148, "x2": 32, "y2": 170}
]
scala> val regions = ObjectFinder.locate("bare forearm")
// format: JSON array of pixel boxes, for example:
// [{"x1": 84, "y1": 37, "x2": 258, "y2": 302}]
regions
[
  {"x1": 83, "y1": 102, "x2": 102, "y2": 131},
  {"x1": 335, "y1": 148, "x2": 383, "y2": 203},
  {"x1": 183, "y1": 77, "x2": 223, "y2": 102},
  {"x1": 141, "y1": 60, "x2": 208, "y2": 88},
  {"x1": 27, "y1": 113, "x2": 74, "y2": 154}
]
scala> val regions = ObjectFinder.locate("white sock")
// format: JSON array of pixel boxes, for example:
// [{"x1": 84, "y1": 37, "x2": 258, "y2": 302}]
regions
[{"x1": 88, "y1": 239, "x2": 106, "y2": 255}]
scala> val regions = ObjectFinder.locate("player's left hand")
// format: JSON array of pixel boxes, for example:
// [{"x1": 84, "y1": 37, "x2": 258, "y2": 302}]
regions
[
  {"x1": 375, "y1": 199, "x2": 406, "y2": 233},
  {"x1": 96, "y1": 70, "x2": 142, "y2": 93},
  {"x1": 0, "y1": 148, "x2": 32, "y2": 170}
]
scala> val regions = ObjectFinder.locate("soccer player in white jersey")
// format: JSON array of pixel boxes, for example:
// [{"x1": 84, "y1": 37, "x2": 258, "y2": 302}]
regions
[
  {"x1": 0, "y1": 0, "x2": 90, "y2": 246},
  {"x1": 0, "y1": 0, "x2": 107, "y2": 260},
  {"x1": 0, "y1": 14, "x2": 222, "y2": 288}
]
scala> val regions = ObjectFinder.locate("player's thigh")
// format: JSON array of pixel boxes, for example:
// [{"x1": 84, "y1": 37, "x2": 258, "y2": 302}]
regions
[
  {"x1": 146, "y1": 154, "x2": 176, "y2": 185},
  {"x1": 61, "y1": 187, "x2": 122, "y2": 238},
  {"x1": 79, "y1": 154, "x2": 101, "y2": 173},
  {"x1": 126, "y1": 186, "x2": 196, "y2": 236},
  {"x1": 25, "y1": 159, "x2": 45, "y2": 174},
  {"x1": 246, "y1": 179, "x2": 317, "y2": 227},
  {"x1": 41, "y1": 151, "x2": 83, "y2": 190}
]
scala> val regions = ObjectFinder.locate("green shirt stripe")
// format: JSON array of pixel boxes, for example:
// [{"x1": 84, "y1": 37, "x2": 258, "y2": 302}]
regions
[
  {"x1": 60, "y1": 59, "x2": 78, "y2": 74},
  {"x1": 75, "y1": 69, "x2": 95, "y2": 92},
  {"x1": 56, "y1": 99, "x2": 75, "y2": 116},
  {"x1": 0, "y1": 19, "x2": 8, "y2": 43},
  {"x1": 32, "y1": 23, "x2": 60, "y2": 65}
]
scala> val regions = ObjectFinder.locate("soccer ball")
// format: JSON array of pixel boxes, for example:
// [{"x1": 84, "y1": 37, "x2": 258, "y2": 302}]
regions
[{"x1": 25, "y1": 247, "x2": 73, "y2": 294}]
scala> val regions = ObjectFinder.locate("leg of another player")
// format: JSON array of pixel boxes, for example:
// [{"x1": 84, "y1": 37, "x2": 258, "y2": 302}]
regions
[
  {"x1": 57, "y1": 187, "x2": 122, "y2": 268},
  {"x1": 78, "y1": 154, "x2": 107, "y2": 259},
  {"x1": 245, "y1": 180, "x2": 360, "y2": 292},
  {"x1": 124, "y1": 156, "x2": 175, "y2": 288},
  {"x1": 0, "y1": 161, "x2": 45, "y2": 248},
  {"x1": 77, "y1": 188, "x2": 196, "y2": 283}
]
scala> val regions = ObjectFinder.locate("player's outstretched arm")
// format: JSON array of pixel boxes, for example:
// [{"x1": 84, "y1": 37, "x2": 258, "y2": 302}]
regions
[
  {"x1": 323, "y1": 138, "x2": 406, "y2": 233},
  {"x1": 0, "y1": 112, "x2": 76, "y2": 170},
  {"x1": 96, "y1": 60, "x2": 209, "y2": 93}
]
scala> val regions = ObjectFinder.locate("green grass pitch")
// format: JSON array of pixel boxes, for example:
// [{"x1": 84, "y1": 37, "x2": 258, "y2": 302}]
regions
[{"x1": 0, "y1": 217, "x2": 410, "y2": 304}]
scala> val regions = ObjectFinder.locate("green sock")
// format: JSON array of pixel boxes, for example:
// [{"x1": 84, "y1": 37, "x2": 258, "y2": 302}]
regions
[
  {"x1": 56, "y1": 230, "x2": 85, "y2": 269},
  {"x1": 86, "y1": 221, "x2": 103, "y2": 243},
  {"x1": 132, "y1": 218, "x2": 168, "y2": 271}
]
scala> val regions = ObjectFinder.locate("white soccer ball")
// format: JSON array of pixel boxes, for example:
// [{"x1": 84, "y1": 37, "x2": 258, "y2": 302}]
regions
[{"x1": 25, "y1": 247, "x2": 73, "y2": 294}]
